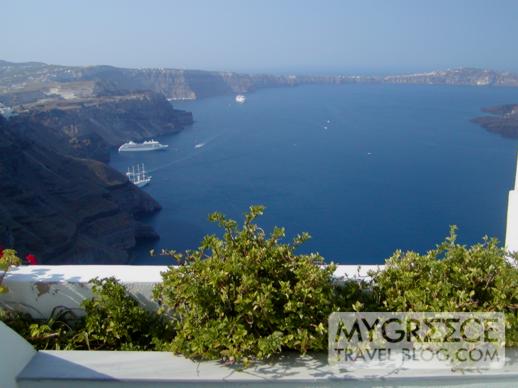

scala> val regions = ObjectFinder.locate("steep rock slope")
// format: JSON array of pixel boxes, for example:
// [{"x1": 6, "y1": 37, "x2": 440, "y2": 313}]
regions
[
  {"x1": 9, "y1": 91, "x2": 193, "y2": 162},
  {"x1": 0, "y1": 116, "x2": 160, "y2": 264}
]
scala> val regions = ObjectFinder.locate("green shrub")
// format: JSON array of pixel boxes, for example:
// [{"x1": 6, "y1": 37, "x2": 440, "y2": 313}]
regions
[
  {"x1": 370, "y1": 226, "x2": 518, "y2": 346},
  {"x1": 4, "y1": 307, "x2": 84, "y2": 350},
  {"x1": 79, "y1": 277, "x2": 173, "y2": 350},
  {"x1": 3, "y1": 212, "x2": 517, "y2": 360},
  {"x1": 3, "y1": 277, "x2": 173, "y2": 351},
  {"x1": 153, "y1": 206, "x2": 339, "y2": 364},
  {"x1": 0, "y1": 249, "x2": 21, "y2": 294}
]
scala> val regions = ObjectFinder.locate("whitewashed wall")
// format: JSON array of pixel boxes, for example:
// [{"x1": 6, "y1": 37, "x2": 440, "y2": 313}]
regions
[
  {"x1": 0, "y1": 265, "x2": 380, "y2": 319},
  {"x1": 506, "y1": 156, "x2": 518, "y2": 253}
]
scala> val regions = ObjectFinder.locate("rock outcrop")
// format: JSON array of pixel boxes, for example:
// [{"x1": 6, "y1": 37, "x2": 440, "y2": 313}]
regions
[
  {"x1": 472, "y1": 104, "x2": 518, "y2": 138},
  {"x1": 9, "y1": 91, "x2": 193, "y2": 162},
  {"x1": 0, "y1": 116, "x2": 161, "y2": 264},
  {"x1": 0, "y1": 61, "x2": 197, "y2": 264}
]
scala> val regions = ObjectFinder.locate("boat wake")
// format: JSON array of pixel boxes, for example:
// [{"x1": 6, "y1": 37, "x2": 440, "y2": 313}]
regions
[
  {"x1": 148, "y1": 153, "x2": 199, "y2": 173},
  {"x1": 149, "y1": 131, "x2": 230, "y2": 173}
]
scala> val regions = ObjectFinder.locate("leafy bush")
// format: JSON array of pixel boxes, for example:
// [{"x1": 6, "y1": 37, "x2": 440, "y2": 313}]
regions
[
  {"x1": 153, "y1": 206, "x2": 340, "y2": 363},
  {"x1": 3, "y1": 211, "x2": 517, "y2": 361},
  {"x1": 5, "y1": 307, "x2": 84, "y2": 350},
  {"x1": 0, "y1": 248, "x2": 21, "y2": 294},
  {"x1": 370, "y1": 227, "x2": 518, "y2": 346},
  {"x1": 3, "y1": 277, "x2": 173, "y2": 351},
  {"x1": 79, "y1": 277, "x2": 173, "y2": 350}
]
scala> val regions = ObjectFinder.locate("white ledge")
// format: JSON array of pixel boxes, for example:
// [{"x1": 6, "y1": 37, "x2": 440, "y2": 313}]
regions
[
  {"x1": 0, "y1": 265, "x2": 382, "y2": 319},
  {"x1": 4, "y1": 264, "x2": 381, "y2": 282},
  {"x1": 16, "y1": 349, "x2": 518, "y2": 387}
]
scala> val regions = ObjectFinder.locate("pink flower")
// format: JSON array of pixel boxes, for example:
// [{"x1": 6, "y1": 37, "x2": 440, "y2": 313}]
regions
[{"x1": 26, "y1": 254, "x2": 38, "y2": 265}]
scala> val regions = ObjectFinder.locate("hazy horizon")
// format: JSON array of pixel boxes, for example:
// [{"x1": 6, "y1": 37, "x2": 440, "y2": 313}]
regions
[
  {"x1": 2, "y1": 57, "x2": 499, "y2": 77},
  {"x1": 3, "y1": 0, "x2": 518, "y2": 74}
]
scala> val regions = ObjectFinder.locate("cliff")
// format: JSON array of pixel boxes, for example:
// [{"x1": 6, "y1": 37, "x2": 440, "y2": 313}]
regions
[
  {"x1": 2, "y1": 60, "x2": 518, "y2": 104},
  {"x1": 382, "y1": 68, "x2": 518, "y2": 87},
  {"x1": 0, "y1": 116, "x2": 161, "y2": 264},
  {"x1": 8, "y1": 91, "x2": 193, "y2": 162},
  {"x1": 0, "y1": 61, "x2": 197, "y2": 264},
  {"x1": 472, "y1": 104, "x2": 518, "y2": 138}
]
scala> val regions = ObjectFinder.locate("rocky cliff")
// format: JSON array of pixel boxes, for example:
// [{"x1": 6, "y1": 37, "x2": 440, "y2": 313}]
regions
[
  {"x1": 2, "y1": 60, "x2": 518, "y2": 104},
  {"x1": 8, "y1": 91, "x2": 193, "y2": 162},
  {"x1": 0, "y1": 61, "x2": 197, "y2": 264},
  {"x1": 0, "y1": 116, "x2": 161, "y2": 264},
  {"x1": 382, "y1": 68, "x2": 518, "y2": 87}
]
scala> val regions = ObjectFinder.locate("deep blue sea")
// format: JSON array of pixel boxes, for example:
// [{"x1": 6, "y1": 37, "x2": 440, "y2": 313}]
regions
[{"x1": 109, "y1": 84, "x2": 518, "y2": 265}]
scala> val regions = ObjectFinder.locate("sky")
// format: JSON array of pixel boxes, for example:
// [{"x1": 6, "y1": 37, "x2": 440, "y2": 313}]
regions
[{"x1": 2, "y1": 0, "x2": 518, "y2": 74}]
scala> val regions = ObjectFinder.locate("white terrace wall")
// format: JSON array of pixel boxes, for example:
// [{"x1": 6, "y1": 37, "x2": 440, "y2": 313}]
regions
[
  {"x1": 0, "y1": 265, "x2": 380, "y2": 319},
  {"x1": 506, "y1": 155, "x2": 518, "y2": 253}
]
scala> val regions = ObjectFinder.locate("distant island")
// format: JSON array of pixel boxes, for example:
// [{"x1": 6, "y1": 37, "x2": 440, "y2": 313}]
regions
[
  {"x1": 2, "y1": 59, "x2": 518, "y2": 264},
  {"x1": 472, "y1": 104, "x2": 518, "y2": 138}
]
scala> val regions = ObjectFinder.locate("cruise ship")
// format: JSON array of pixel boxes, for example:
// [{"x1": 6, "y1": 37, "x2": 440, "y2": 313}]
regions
[
  {"x1": 235, "y1": 94, "x2": 246, "y2": 103},
  {"x1": 118, "y1": 140, "x2": 168, "y2": 152}
]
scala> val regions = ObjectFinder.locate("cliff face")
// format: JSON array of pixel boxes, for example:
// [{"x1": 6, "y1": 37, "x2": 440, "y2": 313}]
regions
[
  {"x1": 382, "y1": 68, "x2": 518, "y2": 87},
  {"x1": 8, "y1": 91, "x2": 193, "y2": 162},
  {"x1": 472, "y1": 104, "x2": 518, "y2": 138},
  {"x1": 2, "y1": 60, "x2": 518, "y2": 104},
  {"x1": 0, "y1": 116, "x2": 161, "y2": 264},
  {"x1": 0, "y1": 61, "x2": 198, "y2": 264}
]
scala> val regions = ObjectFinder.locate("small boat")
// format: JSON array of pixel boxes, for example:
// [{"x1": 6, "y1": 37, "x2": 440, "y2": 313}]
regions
[
  {"x1": 126, "y1": 164, "x2": 151, "y2": 188},
  {"x1": 118, "y1": 140, "x2": 168, "y2": 152},
  {"x1": 235, "y1": 94, "x2": 246, "y2": 103}
]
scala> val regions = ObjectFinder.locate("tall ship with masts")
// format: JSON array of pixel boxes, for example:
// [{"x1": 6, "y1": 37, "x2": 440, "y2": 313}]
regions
[{"x1": 126, "y1": 164, "x2": 151, "y2": 188}]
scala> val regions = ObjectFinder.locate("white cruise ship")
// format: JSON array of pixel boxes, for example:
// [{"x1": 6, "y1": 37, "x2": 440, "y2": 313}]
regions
[
  {"x1": 126, "y1": 164, "x2": 151, "y2": 188},
  {"x1": 235, "y1": 94, "x2": 246, "y2": 103},
  {"x1": 118, "y1": 140, "x2": 168, "y2": 152}
]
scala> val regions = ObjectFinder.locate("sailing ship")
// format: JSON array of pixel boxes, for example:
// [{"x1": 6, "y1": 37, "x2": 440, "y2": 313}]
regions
[{"x1": 126, "y1": 164, "x2": 151, "y2": 188}]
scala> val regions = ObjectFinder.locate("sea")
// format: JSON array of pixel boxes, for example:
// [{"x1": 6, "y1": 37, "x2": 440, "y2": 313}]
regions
[{"x1": 109, "y1": 84, "x2": 518, "y2": 265}]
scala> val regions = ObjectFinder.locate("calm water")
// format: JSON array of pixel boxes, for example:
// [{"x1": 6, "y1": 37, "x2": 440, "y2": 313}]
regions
[{"x1": 109, "y1": 84, "x2": 518, "y2": 265}]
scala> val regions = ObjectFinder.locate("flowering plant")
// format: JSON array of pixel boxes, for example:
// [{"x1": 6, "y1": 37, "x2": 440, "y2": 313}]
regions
[
  {"x1": 0, "y1": 247, "x2": 21, "y2": 294},
  {"x1": 25, "y1": 253, "x2": 38, "y2": 265}
]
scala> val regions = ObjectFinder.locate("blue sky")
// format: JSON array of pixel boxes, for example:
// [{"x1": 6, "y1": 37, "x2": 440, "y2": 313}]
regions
[{"x1": 2, "y1": 0, "x2": 518, "y2": 74}]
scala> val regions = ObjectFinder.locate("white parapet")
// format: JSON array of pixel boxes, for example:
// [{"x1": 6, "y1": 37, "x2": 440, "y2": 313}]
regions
[
  {"x1": 506, "y1": 155, "x2": 518, "y2": 254},
  {"x1": 0, "y1": 264, "x2": 382, "y2": 319},
  {"x1": 0, "y1": 265, "x2": 165, "y2": 319}
]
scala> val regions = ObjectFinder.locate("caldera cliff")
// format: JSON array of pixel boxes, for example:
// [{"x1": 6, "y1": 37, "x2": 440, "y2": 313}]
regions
[
  {"x1": 10, "y1": 91, "x2": 193, "y2": 162},
  {"x1": 0, "y1": 65, "x2": 194, "y2": 263},
  {"x1": 0, "y1": 116, "x2": 162, "y2": 264}
]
